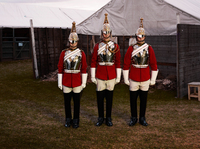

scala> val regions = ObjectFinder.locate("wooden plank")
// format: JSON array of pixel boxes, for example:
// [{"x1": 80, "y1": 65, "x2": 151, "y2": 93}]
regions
[
  {"x1": 0, "y1": 28, "x2": 2, "y2": 62},
  {"x1": 45, "y1": 28, "x2": 49, "y2": 74},
  {"x1": 53, "y1": 28, "x2": 56, "y2": 70},
  {"x1": 87, "y1": 35, "x2": 89, "y2": 65},
  {"x1": 37, "y1": 28, "x2": 42, "y2": 77},
  {"x1": 60, "y1": 28, "x2": 62, "y2": 52},
  {"x1": 123, "y1": 36, "x2": 125, "y2": 65},
  {"x1": 157, "y1": 62, "x2": 176, "y2": 67},
  {"x1": 13, "y1": 29, "x2": 15, "y2": 60}
]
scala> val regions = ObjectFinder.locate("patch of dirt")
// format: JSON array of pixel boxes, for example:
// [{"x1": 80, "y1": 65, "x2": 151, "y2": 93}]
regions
[
  {"x1": 41, "y1": 70, "x2": 177, "y2": 90},
  {"x1": 41, "y1": 70, "x2": 58, "y2": 82}
]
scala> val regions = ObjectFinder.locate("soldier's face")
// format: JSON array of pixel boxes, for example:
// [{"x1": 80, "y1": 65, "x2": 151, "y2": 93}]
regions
[
  {"x1": 103, "y1": 33, "x2": 111, "y2": 42},
  {"x1": 137, "y1": 36, "x2": 145, "y2": 43},
  {"x1": 70, "y1": 42, "x2": 78, "y2": 49}
]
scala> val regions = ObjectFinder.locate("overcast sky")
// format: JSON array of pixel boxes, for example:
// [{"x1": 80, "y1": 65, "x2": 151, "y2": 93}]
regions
[{"x1": 0, "y1": 0, "x2": 111, "y2": 10}]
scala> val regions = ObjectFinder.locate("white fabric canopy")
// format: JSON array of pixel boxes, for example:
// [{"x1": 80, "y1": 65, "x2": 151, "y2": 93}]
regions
[
  {"x1": 0, "y1": 3, "x2": 94, "y2": 28},
  {"x1": 77, "y1": 0, "x2": 200, "y2": 35}
]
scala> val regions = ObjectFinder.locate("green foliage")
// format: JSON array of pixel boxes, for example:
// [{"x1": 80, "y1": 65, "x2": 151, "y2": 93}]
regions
[{"x1": 0, "y1": 60, "x2": 200, "y2": 149}]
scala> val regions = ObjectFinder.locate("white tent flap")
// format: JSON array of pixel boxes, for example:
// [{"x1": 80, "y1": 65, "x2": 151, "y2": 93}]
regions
[
  {"x1": 0, "y1": 2, "x2": 94, "y2": 28},
  {"x1": 77, "y1": 0, "x2": 200, "y2": 36}
]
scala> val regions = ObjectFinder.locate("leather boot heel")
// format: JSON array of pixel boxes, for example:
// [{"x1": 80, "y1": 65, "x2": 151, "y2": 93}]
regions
[
  {"x1": 139, "y1": 117, "x2": 148, "y2": 126},
  {"x1": 129, "y1": 117, "x2": 138, "y2": 126},
  {"x1": 96, "y1": 117, "x2": 104, "y2": 126},
  {"x1": 73, "y1": 119, "x2": 79, "y2": 128},
  {"x1": 106, "y1": 117, "x2": 113, "y2": 126},
  {"x1": 64, "y1": 118, "x2": 71, "y2": 127}
]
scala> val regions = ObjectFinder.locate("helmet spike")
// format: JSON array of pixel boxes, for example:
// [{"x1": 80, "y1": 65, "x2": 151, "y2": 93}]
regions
[
  {"x1": 140, "y1": 18, "x2": 143, "y2": 28},
  {"x1": 71, "y1": 21, "x2": 76, "y2": 33},
  {"x1": 104, "y1": 13, "x2": 109, "y2": 24},
  {"x1": 68, "y1": 21, "x2": 79, "y2": 43},
  {"x1": 135, "y1": 18, "x2": 145, "y2": 38}
]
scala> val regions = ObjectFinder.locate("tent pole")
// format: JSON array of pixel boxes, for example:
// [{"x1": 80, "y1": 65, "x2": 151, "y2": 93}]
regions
[
  {"x1": 30, "y1": 19, "x2": 39, "y2": 79},
  {"x1": 176, "y1": 13, "x2": 180, "y2": 24}
]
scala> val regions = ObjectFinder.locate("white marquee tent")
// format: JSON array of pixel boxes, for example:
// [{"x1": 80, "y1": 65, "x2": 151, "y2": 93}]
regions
[
  {"x1": 0, "y1": 2, "x2": 95, "y2": 28},
  {"x1": 77, "y1": 0, "x2": 200, "y2": 36}
]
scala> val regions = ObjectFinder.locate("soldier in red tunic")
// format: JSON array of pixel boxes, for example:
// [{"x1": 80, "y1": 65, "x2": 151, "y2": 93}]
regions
[
  {"x1": 57, "y1": 22, "x2": 88, "y2": 128},
  {"x1": 123, "y1": 18, "x2": 158, "y2": 126},
  {"x1": 90, "y1": 13, "x2": 121, "y2": 127}
]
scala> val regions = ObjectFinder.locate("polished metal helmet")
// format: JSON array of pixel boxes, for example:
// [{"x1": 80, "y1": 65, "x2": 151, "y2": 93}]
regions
[
  {"x1": 135, "y1": 18, "x2": 145, "y2": 38},
  {"x1": 102, "y1": 13, "x2": 112, "y2": 35},
  {"x1": 68, "y1": 21, "x2": 79, "y2": 43}
]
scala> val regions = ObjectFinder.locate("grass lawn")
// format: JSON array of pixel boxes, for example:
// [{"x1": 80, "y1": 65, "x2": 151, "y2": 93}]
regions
[{"x1": 0, "y1": 59, "x2": 200, "y2": 149}]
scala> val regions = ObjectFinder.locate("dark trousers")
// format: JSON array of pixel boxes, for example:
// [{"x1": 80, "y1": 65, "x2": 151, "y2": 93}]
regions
[
  {"x1": 64, "y1": 92, "x2": 80, "y2": 119},
  {"x1": 130, "y1": 90, "x2": 148, "y2": 118},
  {"x1": 96, "y1": 90, "x2": 113, "y2": 118}
]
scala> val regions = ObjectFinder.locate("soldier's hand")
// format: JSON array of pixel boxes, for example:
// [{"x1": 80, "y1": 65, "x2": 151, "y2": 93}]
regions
[
  {"x1": 91, "y1": 77, "x2": 97, "y2": 84},
  {"x1": 58, "y1": 85, "x2": 62, "y2": 90},
  {"x1": 115, "y1": 78, "x2": 120, "y2": 84},
  {"x1": 124, "y1": 80, "x2": 130, "y2": 86},
  {"x1": 58, "y1": 74, "x2": 63, "y2": 90},
  {"x1": 150, "y1": 80, "x2": 155, "y2": 86},
  {"x1": 82, "y1": 83, "x2": 86, "y2": 89}
]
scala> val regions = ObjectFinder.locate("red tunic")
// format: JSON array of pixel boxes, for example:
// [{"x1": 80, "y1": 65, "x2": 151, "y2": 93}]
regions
[
  {"x1": 91, "y1": 41, "x2": 121, "y2": 80},
  {"x1": 57, "y1": 49, "x2": 87, "y2": 87},
  {"x1": 123, "y1": 44, "x2": 157, "y2": 82}
]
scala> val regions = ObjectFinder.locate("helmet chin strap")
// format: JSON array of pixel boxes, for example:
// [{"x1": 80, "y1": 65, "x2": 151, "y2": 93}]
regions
[
  {"x1": 70, "y1": 46, "x2": 77, "y2": 50},
  {"x1": 102, "y1": 30, "x2": 111, "y2": 40},
  {"x1": 137, "y1": 40, "x2": 145, "y2": 43},
  {"x1": 103, "y1": 36, "x2": 110, "y2": 39}
]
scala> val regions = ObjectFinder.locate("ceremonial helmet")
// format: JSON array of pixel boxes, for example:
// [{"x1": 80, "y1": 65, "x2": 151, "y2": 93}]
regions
[
  {"x1": 68, "y1": 21, "x2": 79, "y2": 44},
  {"x1": 135, "y1": 18, "x2": 145, "y2": 38},
  {"x1": 101, "y1": 13, "x2": 112, "y2": 37}
]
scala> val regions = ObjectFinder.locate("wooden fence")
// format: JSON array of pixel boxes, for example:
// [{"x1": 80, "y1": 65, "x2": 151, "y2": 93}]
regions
[
  {"x1": 177, "y1": 24, "x2": 200, "y2": 98},
  {"x1": 33, "y1": 28, "x2": 176, "y2": 78},
  {"x1": 32, "y1": 24, "x2": 200, "y2": 98}
]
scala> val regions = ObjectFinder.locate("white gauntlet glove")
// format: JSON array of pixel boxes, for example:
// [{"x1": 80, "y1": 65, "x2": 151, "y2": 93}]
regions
[
  {"x1": 91, "y1": 68, "x2": 97, "y2": 84},
  {"x1": 81, "y1": 73, "x2": 88, "y2": 89},
  {"x1": 115, "y1": 68, "x2": 122, "y2": 84},
  {"x1": 150, "y1": 70, "x2": 159, "y2": 85},
  {"x1": 58, "y1": 73, "x2": 63, "y2": 90},
  {"x1": 123, "y1": 70, "x2": 130, "y2": 85}
]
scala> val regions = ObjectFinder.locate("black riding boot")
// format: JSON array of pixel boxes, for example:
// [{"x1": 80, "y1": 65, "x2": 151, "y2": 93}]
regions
[
  {"x1": 64, "y1": 92, "x2": 72, "y2": 127},
  {"x1": 72, "y1": 119, "x2": 79, "y2": 128},
  {"x1": 129, "y1": 90, "x2": 139, "y2": 126},
  {"x1": 139, "y1": 90, "x2": 148, "y2": 126},
  {"x1": 96, "y1": 90, "x2": 105, "y2": 126},
  {"x1": 72, "y1": 92, "x2": 81, "y2": 128},
  {"x1": 105, "y1": 90, "x2": 113, "y2": 126}
]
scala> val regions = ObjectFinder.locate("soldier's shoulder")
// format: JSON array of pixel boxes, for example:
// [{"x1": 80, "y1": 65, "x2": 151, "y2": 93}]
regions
[
  {"x1": 147, "y1": 43, "x2": 151, "y2": 47},
  {"x1": 79, "y1": 48, "x2": 84, "y2": 52},
  {"x1": 113, "y1": 41, "x2": 119, "y2": 46},
  {"x1": 62, "y1": 48, "x2": 69, "y2": 52},
  {"x1": 133, "y1": 43, "x2": 137, "y2": 46},
  {"x1": 131, "y1": 43, "x2": 137, "y2": 47}
]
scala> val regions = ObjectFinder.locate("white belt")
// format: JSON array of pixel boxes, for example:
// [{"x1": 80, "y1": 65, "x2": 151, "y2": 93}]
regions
[
  {"x1": 99, "y1": 62, "x2": 114, "y2": 66},
  {"x1": 64, "y1": 70, "x2": 80, "y2": 73},
  {"x1": 132, "y1": 64, "x2": 148, "y2": 68}
]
